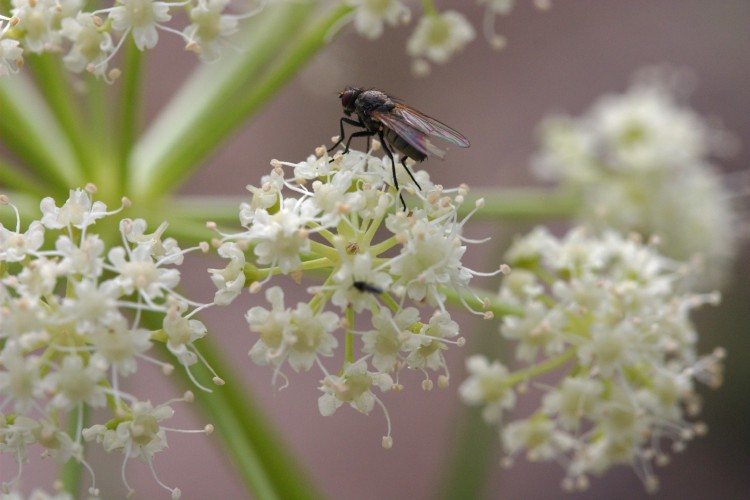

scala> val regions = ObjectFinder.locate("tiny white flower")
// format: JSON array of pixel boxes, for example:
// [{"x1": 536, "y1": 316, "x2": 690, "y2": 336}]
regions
[
  {"x1": 109, "y1": 0, "x2": 172, "y2": 50},
  {"x1": 331, "y1": 252, "x2": 392, "y2": 313},
  {"x1": 246, "y1": 286, "x2": 292, "y2": 367},
  {"x1": 502, "y1": 417, "x2": 575, "y2": 463},
  {"x1": 348, "y1": 0, "x2": 410, "y2": 40},
  {"x1": 60, "y1": 13, "x2": 115, "y2": 75},
  {"x1": 10, "y1": 0, "x2": 57, "y2": 53},
  {"x1": 55, "y1": 233, "x2": 105, "y2": 277},
  {"x1": 0, "y1": 38, "x2": 24, "y2": 76},
  {"x1": 44, "y1": 355, "x2": 107, "y2": 411},
  {"x1": 318, "y1": 360, "x2": 393, "y2": 416},
  {"x1": 458, "y1": 355, "x2": 515, "y2": 423},
  {"x1": 0, "y1": 414, "x2": 39, "y2": 464},
  {"x1": 407, "y1": 10, "x2": 475, "y2": 72},
  {"x1": 89, "y1": 316, "x2": 153, "y2": 376},
  {"x1": 0, "y1": 348, "x2": 44, "y2": 413},
  {"x1": 209, "y1": 242, "x2": 246, "y2": 305},
  {"x1": 541, "y1": 377, "x2": 603, "y2": 430},
  {"x1": 404, "y1": 310, "x2": 459, "y2": 372},
  {"x1": 362, "y1": 307, "x2": 420, "y2": 372},
  {"x1": 163, "y1": 304, "x2": 207, "y2": 366},
  {"x1": 108, "y1": 244, "x2": 180, "y2": 300},
  {"x1": 388, "y1": 213, "x2": 471, "y2": 305},
  {"x1": 61, "y1": 279, "x2": 122, "y2": 333},
  {"x1": 40, "y1": 188, "x2": 108, "y2": 230},
  {"x1": 0, "y1": 220, "x2": 44, "y2": 262},
  {"x1": 183, "y1": 0, "x2": 239, "y2": 62},
  {"x1": 15, "y1": 257, "x2": 60, "y2": 298},
  {"x1": 285, "y1": 303, "x2": 339, "y2": 372},
  {"x1": 246, "y1": 198, "x2": 317, "y2": 274}
]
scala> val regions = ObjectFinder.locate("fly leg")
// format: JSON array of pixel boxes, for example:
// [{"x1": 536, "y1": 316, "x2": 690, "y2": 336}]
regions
[
  {"x1": 328, "y1": 117, "x2": 368, "y2": 153},
  {"x1": 378, "y1": 132, "x2": 407, "y2": 210},
  {"x1": 400, "y1": 156, "x2": 422, "y2": 191}
]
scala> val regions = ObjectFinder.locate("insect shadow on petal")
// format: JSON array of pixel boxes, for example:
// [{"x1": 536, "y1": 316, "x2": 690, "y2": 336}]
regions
[{"x1": 328, "y1": 87, "x2": 470, "y2": 210}]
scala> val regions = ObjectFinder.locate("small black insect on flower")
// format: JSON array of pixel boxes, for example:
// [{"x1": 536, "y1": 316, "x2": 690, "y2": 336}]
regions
[{"x1": 329, "y1": 87, "x2": 470, "y2": 209}]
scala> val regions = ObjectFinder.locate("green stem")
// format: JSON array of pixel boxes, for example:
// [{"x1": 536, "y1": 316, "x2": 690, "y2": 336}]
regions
[
  {"x1": 0, "y1": 75, "x2": 83, "y2": 189},
  {"x1": 25, "y1": 54, "x2": 94, "y2": 175},
  {"x1": 60, "y1": 404, "x2": 86, "y2": 497},
  {"x1": 443, "y1": 286, "x2": 523, "y2": 318},
  {"x1": 127, "y1": 2, "x2": 319, "y2": 201},
  {"x1": 505, "y1": 348, "x2": 577, "y2": 386},
  {"x1": 308, "y1": 239, "x2": 339, "y2": 262},
  {"x1": 459, "y1": 188, "x2": 580, "y2": 220},
  {"x1": 0, "y1": 158, "x2": 47, "y2": 193},
  {"x1": 167, "y1": 195, "x2": 246, "y2": 224},
  {"x1": 117, "y1": 39, "x2": 144, "y2": 190}
]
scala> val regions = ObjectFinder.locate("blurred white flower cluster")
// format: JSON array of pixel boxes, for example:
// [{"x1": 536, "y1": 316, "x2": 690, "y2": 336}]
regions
[
  {"x1": 347, "y1": 0, "x2": 551, "y2": 76},
  {"x1": 533, "y1": 68, "x2": 738, "y2": 289},
  {"x1": 0, "y1": 0, "x2": 263, "y2": 80},
  {"x1": 0, "y1": 186, "x2": 215, "y2": 498},
  {"x1": 211, "y1": 145, "x2": 496, "y2": 448},
  {"x1": 460, "y1": 227, "x2": 724, "y2": 492}
]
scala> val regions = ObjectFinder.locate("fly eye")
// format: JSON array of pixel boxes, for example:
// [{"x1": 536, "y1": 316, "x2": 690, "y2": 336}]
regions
[
  {"x1": 340, "y1": 89, "x2": 354, "y2": 107},
  {"x1": 340, "y1": 87, "x2": 360, "y2": 112}
]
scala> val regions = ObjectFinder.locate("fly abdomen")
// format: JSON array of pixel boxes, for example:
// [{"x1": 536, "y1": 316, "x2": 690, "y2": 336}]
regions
[{"x1": 383, "y1": 128, "x2": 427, "y2": 163}]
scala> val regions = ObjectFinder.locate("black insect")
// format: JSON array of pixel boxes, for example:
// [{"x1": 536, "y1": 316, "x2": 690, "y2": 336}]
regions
[
  {"x1": 329, "y1": 87, "x2": 470, "y2": 209},
  {"x1": 352, "y1": 280, "x2": 383, "y2": 295}
]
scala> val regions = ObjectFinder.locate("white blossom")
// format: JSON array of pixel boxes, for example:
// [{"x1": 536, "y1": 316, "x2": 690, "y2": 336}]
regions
[
  {"x1": 214, "y1": 147, "x2": 493, "y2": 442},
  {"x1": 0, "y1": 189, "x2": 212, "y2": 495},
  {"x1": 532, "y1": 69, "x2": 738, "y2": 289},
  {"x1": 460, "y1": 226, "x2": 724, "y2": 490},
  {"x1": 406, "y1": 10, "x2": 475, "y2": 74},
  {"x1": 348, "y1": 0, "x2": 410, "y2": 40}
]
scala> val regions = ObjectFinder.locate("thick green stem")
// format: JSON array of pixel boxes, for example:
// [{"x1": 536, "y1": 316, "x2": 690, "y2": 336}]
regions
[
  {"x1": 116, "y1": 40, "x2": 144, "y2": 190},
  {"x1": 0, "y1": 75, "x2": 83, "y2": 189},
  {"x1": 25, "y1": 54, "x2": 95, "y2": 176},
  {"x1": 127, "y1": 2, "x2": 320, "y2": 201}
]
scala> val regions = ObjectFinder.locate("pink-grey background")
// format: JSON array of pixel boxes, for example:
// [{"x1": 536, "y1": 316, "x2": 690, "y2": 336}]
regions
[{"x1": 8, "y1": 1, "x2": 750, "y2": 498}]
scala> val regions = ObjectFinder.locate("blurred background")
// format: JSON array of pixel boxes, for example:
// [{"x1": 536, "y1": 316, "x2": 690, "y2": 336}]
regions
[{"x1": 8, "y1": 0, "x2": 750, "y2": 498}]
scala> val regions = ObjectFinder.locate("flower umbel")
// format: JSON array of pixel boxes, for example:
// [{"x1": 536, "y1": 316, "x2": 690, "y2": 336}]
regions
[
  {"x1": 532, "y1": 67, "x2": 738, "y2": 289},
  {"x1": 0, "y1": 188, "x2": 216, "y2": 497},
  {"x1": 212, "y1": 146, "x2": 495, "y2": 446},
  {"x1": 459, "y1": 226, "x2": 724, "y2": 492}
]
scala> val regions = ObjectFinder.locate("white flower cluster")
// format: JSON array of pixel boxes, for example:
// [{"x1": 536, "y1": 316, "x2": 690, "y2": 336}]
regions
[
  {"x1": 0, "y1": 0, "x2": 262, "y2": 80},
  {"x1": 0, "y1": 186, "x2": 215, "y2": 498},
  {"x1": 211, "y1": 146, "x2": 495, "y2": 447},
  {"x1": 460, "y1": 227, "x2": 724, "y2": 492},
  {"x1": 532, "y1": 68, "x2": 737, "y2": 289},
  {"x1": 348, "y1": 0, "x2": 551, "y2": 76}
]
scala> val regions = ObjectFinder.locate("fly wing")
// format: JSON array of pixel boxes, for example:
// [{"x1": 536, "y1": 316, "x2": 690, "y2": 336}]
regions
[
  {"x1": 394, "y1": 104, "x2": 470, "y2": 148},
  {"x1": 372, "y1": 104, "x2": 470, "y2": 159}
]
